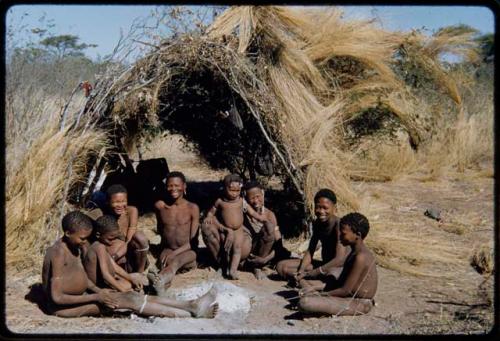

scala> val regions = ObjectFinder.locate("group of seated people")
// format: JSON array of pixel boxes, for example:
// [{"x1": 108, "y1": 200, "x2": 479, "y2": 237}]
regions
[{"x1": 42, "y1": 171, "x2": 378, "y2": 318}]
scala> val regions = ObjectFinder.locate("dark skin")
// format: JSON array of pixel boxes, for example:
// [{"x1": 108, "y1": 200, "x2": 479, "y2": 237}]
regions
[
  {"x1": 297, "y1": 223, "x2": 378, "y2": 316},
  {"x1": 84, "y1": 229, "x2": 147, "y2": 293},
  {"x1": 276, "y1": 197, "x2": 348, "y2": 282},
  {"x1": 153, "y1": 176, "x2": 199, "y2": 295},
  {"x1": 43, "y1": 227, "x2": 218, "y2": 318},
  {"x1": 202, "y1": 181, "x2": 268, "y2": 280},
  {"x1": 104, "y1": 192, "x2": 149, "y2": 273},
  {"x1": 42, "y1": 227, "x2": 119, "y2": 317},
  {"x1": 240, "y1": 186, "x2": 278, "y2": 280}
]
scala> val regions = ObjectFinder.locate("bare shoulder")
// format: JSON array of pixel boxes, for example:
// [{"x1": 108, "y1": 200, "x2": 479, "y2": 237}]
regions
[
  {"x1": 50, "y1": 240, "x2": 66, "y2": 258},
  {"x1": 154, "y1": 200, "x2": 166, "y2": 211},
  {"x1": 356, "y1": 248, "x2": 375, "y2": 266},
  {"x1": 127, "y1": 205, "x2": 138, "y2": 215},
  {"x1": 266, "y1": 209, "x2": 277, "y2": 221},
  {"x1": 90, "y1": 241, "x2": 106, "y2": 254},
  {"x1": 187, "y1": 201, "x2": 200, "y2": 212}
]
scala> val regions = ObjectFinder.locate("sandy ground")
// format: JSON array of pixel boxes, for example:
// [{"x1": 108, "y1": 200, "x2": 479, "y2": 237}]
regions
[{"x1": 4, "y1": 135, "x2": 495, "y2": 336}]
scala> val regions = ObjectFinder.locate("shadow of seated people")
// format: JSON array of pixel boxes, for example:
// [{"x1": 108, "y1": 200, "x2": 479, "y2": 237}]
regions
[
  {"x1": 267, "y1": 273, "x2": 286, "y2": 282},
  {"x1": 25, "y1": 283, "x2": 50, "y2": 315},
  {"x1": 284, "y1": 311, "x2": 304, "y2": 320},
  {"x1": 274, "y1": 289, "x2": 299, "y2": 299}
]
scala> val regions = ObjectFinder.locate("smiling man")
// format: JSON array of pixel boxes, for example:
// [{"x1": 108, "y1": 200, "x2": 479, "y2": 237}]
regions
[
  {"x1": 276, "y1": 189, "x2": 349, "y2": 284},
  {"x1": 152, "y1": 171, "x2": 200, "y2": 295}
]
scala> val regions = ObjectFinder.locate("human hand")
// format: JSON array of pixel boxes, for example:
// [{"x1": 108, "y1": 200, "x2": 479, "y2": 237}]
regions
[
  {"x1": 294, "y1": 271, "x2": 306, "y2": 282},
  {"x1": 203, "y1": 216, "x2": 214, "y2": 228},
  {"x1": 248, "y1": 253, "x2": 265, "y2": 266},
  {"x1": 224, "y1": 229, "x2": 234, "y2": 252},
  {"x1": 160, "y1": 252, "x2": 172, "y2": 268},
  {"x1": 129, "y1": 273, "x2": 145, "y2": 291},
  {"x1": 98, "y1": 289, "x2": 119, "y2": 308}
]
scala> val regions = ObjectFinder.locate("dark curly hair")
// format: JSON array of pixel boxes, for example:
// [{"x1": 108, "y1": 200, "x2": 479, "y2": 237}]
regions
[
  {"x1": 62, "y1": 211, "x2": 93, "y2": 233},
  {"x1": 340, "y1": 212, "x2": 370, "y2": 239}
]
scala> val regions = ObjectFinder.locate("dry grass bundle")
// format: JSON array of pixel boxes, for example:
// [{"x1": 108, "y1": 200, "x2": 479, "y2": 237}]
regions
[
  {"x1": 94, "y1": 5, "x2": 478, "y2": 214},
  {"x1": 30, "y1": 5, "x2": 484, "y2": 279},
  {"x1": 6, "y1": 118, "x2": 107, "y2": 270},
  {"x1": 470, "y1": 245, "x2": 493, "y2": 275}
]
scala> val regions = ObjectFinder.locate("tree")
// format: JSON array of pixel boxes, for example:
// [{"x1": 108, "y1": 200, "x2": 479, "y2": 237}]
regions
[{"x1": 39, "y1": 34, "x2": 97, "y2": 59}]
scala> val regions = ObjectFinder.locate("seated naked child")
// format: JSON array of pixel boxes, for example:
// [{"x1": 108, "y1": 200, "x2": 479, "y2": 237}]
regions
[
  {"x1": 42, "y1": 210, "x2": 219, "y2": 318},
  {"x1": 276, "y1": 189, "x2": 349, "y2": 284},
  {"x1": 84, "y1": 215, "x2": 148, "y2": 293},
  {"x1": 153, "y1": 171, "x2": 200, "y2": 295},
  {"x1": 202, "y1": 174, "x2": 269, "y2": 280},
  {"x1": 297, "y1": 212, "x2": 378, "y2": 316},
  {"x1": 241, "y1": 180, "x2": 295, "y2": 280},
  {"x1": 96, "y1": 184, "x2": 149, "y2": 273}
]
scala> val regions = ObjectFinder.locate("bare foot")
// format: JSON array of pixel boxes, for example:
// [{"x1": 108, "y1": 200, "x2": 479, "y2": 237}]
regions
[
  {"x1": 192, "y1": 288, "x2": 219, "y2": 318},
  {"x1": 149, "y1": 273, "x2": 171, "y2": 296},
  {"x1": 228, "y1": 269, "x2": 239, "y2": 280},
  {"x1": 253, "y1": 268, "x2": 266, "y2": 280},
  {"x1": 130, "y1": 272, "x2": 149, "y2": 286}
]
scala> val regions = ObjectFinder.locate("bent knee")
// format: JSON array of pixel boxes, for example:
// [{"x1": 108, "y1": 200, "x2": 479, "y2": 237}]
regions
[
  {"x1": 201, "y1": 225, "x2": 217, "y2": 238},
  {"x1": 133, "y1": 231, "x2": 149, "y2": 247}
]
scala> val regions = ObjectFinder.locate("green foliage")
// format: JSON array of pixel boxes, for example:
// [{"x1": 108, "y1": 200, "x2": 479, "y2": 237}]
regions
[
  {"x1": 474, "y1": 33, "x2": 494, "y2": 60},
  {"x1": 39, "y1": 34, "x2": 98, "y2": 59}
]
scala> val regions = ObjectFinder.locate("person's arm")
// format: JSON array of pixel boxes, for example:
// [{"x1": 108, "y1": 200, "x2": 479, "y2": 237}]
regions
[
  {"x1": 314, "y1": 245, "x2": 349, "y2": 276},
  {"x1": 307, "y1": 227, "x2": 350, "y2": 277},
  {"x1": 125, "y1": 206, "x2": 139, "y2": 243},
  {"x1": 162, "y1": 204, "x2": 201, "y2": 266},
  {"x1": 87, "y1": 279, "x2": 103, "y2": 293},
  {"x1": 204, "y1": 200, "x2": 227, "y2": 232},
  {"x1": 245, "y1": 201, "x2": 269, "y2": 223},
  {"x1": 248, "y1": 250, "x2": 275, "y2": 265},
  {"x1": 49, "y1": 248, "x2": 100, "y2": 305},
  {"x1": 325, "y1": 254, "x2": 368, "y2": 297},
  {"x1": 190, "y1": 203, "x2": 200, "y2": 240},
  {"x1": 95, "y1": 245, "x2": 130, "y2": 292},
  {"x1": 109, "y1": 259, "x2": 143, "y2": 290},
  {"x1": 295, "y1": 234, "x2": 319, "y2": 280}
]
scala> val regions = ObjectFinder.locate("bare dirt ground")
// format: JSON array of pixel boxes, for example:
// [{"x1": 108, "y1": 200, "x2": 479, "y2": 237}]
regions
[{"x1": 5, "y1": 135, "x2": 494, "y2": 336}]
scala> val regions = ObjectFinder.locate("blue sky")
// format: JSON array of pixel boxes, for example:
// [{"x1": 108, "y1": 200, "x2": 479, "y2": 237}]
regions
[{"x1": 6, "y1": 5, "x2": 495, "y2": 60}]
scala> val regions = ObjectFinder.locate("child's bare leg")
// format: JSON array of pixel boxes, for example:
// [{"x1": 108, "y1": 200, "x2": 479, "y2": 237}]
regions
[
  {"x1": 298, "y1": 296, "x2": 374, "y2": 316},
  {"x1": 52, "y1": 303, "x2": 102, "y2": 317},
  {"x1": 151, "y1": 287, "x2": 219, "y2": 318},
  {"x1": 115, "y1": 289, "x2": 218, "y2": 318},
  {"x1": 255, "y1": 221, "x2": 275, "y2": 259},
  {"x1": 113, "y1": 276, "x2": 133, "y2": 292},
  {"x1": 276, "y1": 259, "x2": 313, "y2": 280},
  {"x1": 129, "y1": 231, "x2": 149, "y2": 273},
  {"x1": 201, "y1": 222, "x2": 222, "y2": 264},
  {"x1": 228, "y1": 228, "x2": 244, "y2": 280},
  {"x1": 299, "y1": 278, "x2": 326, "y2": 295},
  {"x1": 112, "y1": 291, "x2": 190, "y2": 317},
  {"x1": 158, "y1": 250, "x2": 197, "y2": 289}
]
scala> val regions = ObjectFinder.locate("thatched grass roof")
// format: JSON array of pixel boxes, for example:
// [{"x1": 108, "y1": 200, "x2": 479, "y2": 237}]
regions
[
  {"x1": 86, "y1": 6, "x2": 476, "y2": 214},
  {"x1": 6, "y1": 6, "x2": 484, "y2": 276}
]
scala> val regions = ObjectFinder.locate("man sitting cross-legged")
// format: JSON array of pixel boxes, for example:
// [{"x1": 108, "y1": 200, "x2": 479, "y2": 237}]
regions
[
  {"x1": 276, "y1": 189, "x2": 349, "y2": 285},
  {"x1": 297, "y1": 212, "x2": 378, "y2": 316},
  {"x1": 152, "y1": 171, "x2": 200, "y2": 295}
]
